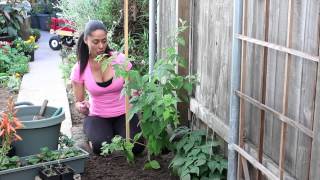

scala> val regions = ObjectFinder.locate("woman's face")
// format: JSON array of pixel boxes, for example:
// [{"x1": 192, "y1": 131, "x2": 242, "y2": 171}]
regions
[{"x1": 85, "y1": 29, "x2": 108, "y2": 58}]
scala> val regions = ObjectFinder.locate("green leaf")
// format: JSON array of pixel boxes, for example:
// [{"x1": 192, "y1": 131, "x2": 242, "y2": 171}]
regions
[
  {"x1": 181, "y1": 174, "x2": 191, "y2": 180},
  {"x1": 189, "y1": 166, "x2": 200, "y2": 176},
  {"x1": 133, "y1": 132, "x2": 142, "y2": 142},
  {"x1": 170, "y1": 156, "x2": 185, "y2": 167},
  {"x1": 176, "y1": 136, "x2": 188, "y2": 152},
  {"x1": 163, "y1": 110, "x2": 171, "y2": 121},
  {"x1": 188, "y1": 149, "x2": 201, "y2": 157},
  {"x1": 208, "y1": 161, "x2": 219, "y2": 172},
  {"x1": 123, "y1": 141, "x2": 134, "y2": 163},
  {"x1": 177, "y1": 37, "x2": 185, "y2": 46},
  {"x1": 183, "y1": 142, "x2": 194, "y2": 153},
  {"x1": 194, "y1": 159, "x2": 206, "y2": 167},
  {"x1": 142, "y1": 106, "x2": 152, "y2": 121},
  {"x1": 184, "y1": 158, "x2": 194, "y2": 167},
  {"x1": 183, "y1": 83, "x2": 193, "y2": 94},
  {"x1": 144, "y1": 160, "x2": 160, "y2": 170}
]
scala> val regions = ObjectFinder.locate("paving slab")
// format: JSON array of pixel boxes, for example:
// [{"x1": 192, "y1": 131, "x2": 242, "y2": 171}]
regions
[{"x1": 17, "y1": 31, "x2": 71, "y2": 137}]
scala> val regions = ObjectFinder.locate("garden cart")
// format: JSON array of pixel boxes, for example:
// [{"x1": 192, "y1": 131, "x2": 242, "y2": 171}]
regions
[{"x1": 49, "y1": 17, "x2": 77, "y2": 50}]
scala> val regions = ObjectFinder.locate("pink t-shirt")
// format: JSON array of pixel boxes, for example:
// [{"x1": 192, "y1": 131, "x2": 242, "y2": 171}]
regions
[{"x1": 70, "y1": 52, "x2": 132, "y2": 118}]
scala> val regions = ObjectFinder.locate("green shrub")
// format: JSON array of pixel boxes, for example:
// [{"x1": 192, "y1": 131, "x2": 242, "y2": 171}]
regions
[
  {"x1": 0, "y1": 46, "x2": 29, "y2": 91},
  {"x1": 169, "y1": 127, "x2": 228, "y2": 180},
  {"x1": 0, "y1": 46, "x2": 29, "y2": 75}
]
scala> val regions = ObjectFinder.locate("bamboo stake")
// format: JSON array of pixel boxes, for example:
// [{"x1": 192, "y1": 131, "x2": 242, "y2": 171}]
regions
[
  {"x1": 279, "y1": 0, "x2": 293, "y2": 179},
  {"x1": 124, "y1": 0, "x2": 130, "y2": 141}
]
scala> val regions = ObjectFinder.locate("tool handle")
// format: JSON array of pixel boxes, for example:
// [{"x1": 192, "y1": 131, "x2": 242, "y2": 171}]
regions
[{"x1": 38, "y1": 99, "x2": 48, "y2": 116}]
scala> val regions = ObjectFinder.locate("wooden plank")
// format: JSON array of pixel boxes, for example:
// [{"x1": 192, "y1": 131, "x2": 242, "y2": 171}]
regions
[
  {"x1": 177, "y1": 0, "x2": 190, "y2": 126},
  {"x1": 190, "y1": 98, "x2": 229, "y2": 142},
  {"x1": 157, "y1": 0, "x2": 177, "y2": 59},
  {"x1": 238, "y1": 0, "x2": 249, "y2": 178},
  {"x1": 269, "y1": 0, "x2": 291, "y2": 170},
  {"x1": 309, "y1": 36, "x2": 320, "y2": 179},
  {"x1": 263, "y1": 0, "x2": 282, "y2": 163},
  {"x1": 280, "y1": 0, "x2": 304, "y2": 175},
  {"x1": 257, "y1": 1, "x2": 270, "y2": 179},
  {"x1": 242, "y1": 158, "x2": 251, "y2": 180},
  {"x1": 230, "y1": 144, "x2": 278, "y2": 180},
  {"x1": 208, "y1": 0, "x2": 233, "y2": 125},
  {"x1": 235, "y1": 91, "x2": 314, "y2": 138},
  {"x1": 236, "y1": 34, "x2": 319, "y2": 62},
  {"x1": 279, "y1": 0, "x2": 293, "y2": 179},
  {"x1": 295, "y1": 0, "x2": 319, "y2": 179}
]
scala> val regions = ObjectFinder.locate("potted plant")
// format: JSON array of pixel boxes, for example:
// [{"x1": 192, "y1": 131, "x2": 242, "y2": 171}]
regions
[
  {"x1": 32, "y1": 1, "x2": 56, "y2": 31},
  {"x1": 39, "y1": 165, "x2": 60, "y2": 180},
  {"x1": 13, "y1": 36, "x2": 39, "y2": 62},
  {"x1": 31, "y1": 28, "x2": 41, "y2": 42},
  {"x1": 53, "y1": 163, "x2": 74, "y2": 180},
  {"x1": 30, "y1": 3, "x2": 44, "y2": 29}
]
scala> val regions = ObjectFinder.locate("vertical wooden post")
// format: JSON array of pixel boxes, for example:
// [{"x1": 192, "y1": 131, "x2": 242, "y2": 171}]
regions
[
  {"x1": 257, "y1": 0, "x2": 270, "y2": 179},
  {"x1": 309, "y1": 58, "x2": 320, "y2": 178},
  {"x1": 279, "y1": 0, "x2": 293, "y2": 179},
  {"x1": 309, "y1": 12, "x2": 320, "y2": 180},
  {"x1": 177, "y1": 0, "x2": 190, "y2": 126},
  {"x1": 237, "y1": 0, "x2": 248, "y2": 179},
  {"x1": 124, "y1": 0, "x2": 130, "y2": 141}
]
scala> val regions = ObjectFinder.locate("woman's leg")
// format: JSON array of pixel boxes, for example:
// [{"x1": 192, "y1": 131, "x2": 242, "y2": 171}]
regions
[
  {"x1": 83, "y1": 116, "x2": 114, "y2": 155},
  {"x1": 114, "y1": 114, "x2": 145, "y2": 154}
]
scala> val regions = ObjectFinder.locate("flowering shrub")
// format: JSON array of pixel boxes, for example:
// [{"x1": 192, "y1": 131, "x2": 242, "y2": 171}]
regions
[{"x1": 13, "y1": 36, "x2": 39, "y2": 54}]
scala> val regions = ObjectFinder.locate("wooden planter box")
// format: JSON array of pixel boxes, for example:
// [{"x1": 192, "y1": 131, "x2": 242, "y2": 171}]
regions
[{"x1": 0, "y1": 147, "x2": 89, "y2": 180}]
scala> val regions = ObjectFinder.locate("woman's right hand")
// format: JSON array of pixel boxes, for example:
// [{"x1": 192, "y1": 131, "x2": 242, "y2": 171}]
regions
[{"x1": 75, "y1": 101, "x2": 90, "y2": 115}]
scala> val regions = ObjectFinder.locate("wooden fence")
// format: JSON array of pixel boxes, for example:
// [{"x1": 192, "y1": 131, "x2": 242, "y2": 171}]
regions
[{"x1": 158, "y1": 0, "x2": 320, "y2": 179}]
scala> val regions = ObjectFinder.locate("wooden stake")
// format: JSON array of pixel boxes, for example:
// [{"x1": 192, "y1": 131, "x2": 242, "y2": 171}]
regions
[
  {"x1": 238, "y1": 0, "x2": 248, "y2": 179},
  {"x1": 257, "y1": 0, "x2": 270, "y2": 179},
  {"x1": 124, "y1": 0, "x2": 130, "y2": 141},
  {"x1": 279, "y1": 0, "x2": 293, "y2": 179}
]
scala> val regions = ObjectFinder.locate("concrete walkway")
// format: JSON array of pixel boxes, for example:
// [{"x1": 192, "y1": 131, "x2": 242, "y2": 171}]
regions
[{"x1": 17, "y1": 31, "x2": 71, "y2": 137}]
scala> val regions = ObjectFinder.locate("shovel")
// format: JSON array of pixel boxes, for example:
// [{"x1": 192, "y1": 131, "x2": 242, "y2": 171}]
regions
[{"x1": 33, "y1": 99, "x2": 48, "y2": 120}]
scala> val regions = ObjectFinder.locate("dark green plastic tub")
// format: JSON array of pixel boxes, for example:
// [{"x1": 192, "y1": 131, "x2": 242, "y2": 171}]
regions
[{"x1": 12, "y1": 105, "x2": 65, "y2": 156}]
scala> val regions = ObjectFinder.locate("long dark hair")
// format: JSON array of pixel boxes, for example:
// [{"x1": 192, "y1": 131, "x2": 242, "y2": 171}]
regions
[{"x1": 77, "y1": 20, "x2": 112, "y2": 75}]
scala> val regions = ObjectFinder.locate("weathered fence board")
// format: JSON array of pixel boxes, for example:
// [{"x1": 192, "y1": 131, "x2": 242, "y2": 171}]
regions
[
  {"x1": 192, "y1": 0, "x2": 233, "y2": 131},
  {"x1": 157, "y1": 0, "x2": 177, "y2": 59}
]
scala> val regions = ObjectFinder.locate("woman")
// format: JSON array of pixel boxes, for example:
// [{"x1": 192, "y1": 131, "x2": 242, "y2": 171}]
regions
[{"x1": 70, "y1": 20, "x2": 144, "y2": 155}]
